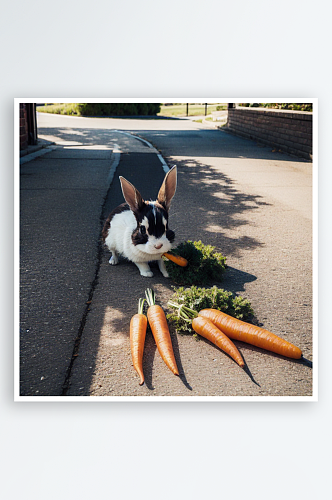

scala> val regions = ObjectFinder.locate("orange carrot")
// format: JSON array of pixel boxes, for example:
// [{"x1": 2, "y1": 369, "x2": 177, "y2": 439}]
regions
[
  {"x1": 145, "y1": 289, "x2": 179, "y2": 375},
  {"x1": 163, "y1": 252, "x2": 188, "y2": 267},
  {"x1": 192, "y1": 316, "x2": 245, "y2": 367},
  {"x1": 130, "y1": 298, "x2": 147, "y2": 385},
  {"x1": 198, "y1": 309, "x2": 302, "y2": 359}
]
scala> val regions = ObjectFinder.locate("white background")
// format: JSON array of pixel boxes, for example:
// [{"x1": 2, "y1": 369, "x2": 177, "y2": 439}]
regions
[{"x1": 2, "y1": 1, "x2": 331, "y2": 499}]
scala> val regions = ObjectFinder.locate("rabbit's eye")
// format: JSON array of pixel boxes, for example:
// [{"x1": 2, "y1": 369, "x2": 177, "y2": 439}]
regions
[{"x1": 140, "y1": 225, "x2": 146, "y2": 234}]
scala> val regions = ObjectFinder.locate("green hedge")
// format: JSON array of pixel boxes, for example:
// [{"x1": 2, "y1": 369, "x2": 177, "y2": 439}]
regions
[
  {"x1": 76, "y1": 103, "x2": 161, "y2": 116},
  {"x1": 239, "y1": 103, "x2": 312, "y2": 112}
]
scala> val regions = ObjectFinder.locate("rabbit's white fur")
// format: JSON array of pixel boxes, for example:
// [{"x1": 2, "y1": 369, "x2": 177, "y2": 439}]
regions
[
  {"x1": 104, "y1": 209, "x2": 172, "y2": 277},
  {"x1": 102, "y1": 166, "x2": 177, "y2": 277}
]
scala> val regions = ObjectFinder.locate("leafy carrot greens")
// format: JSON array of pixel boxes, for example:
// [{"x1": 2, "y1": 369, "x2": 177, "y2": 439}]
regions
[
  {"x1": 164, "y1": 240, "x2": 227, "y2": 285},
  {"x1": 167, "y1": 285, "x2": 254, "y2": 335}
]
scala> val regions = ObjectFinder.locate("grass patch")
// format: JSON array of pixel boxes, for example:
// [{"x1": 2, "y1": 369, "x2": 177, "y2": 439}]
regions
[
  {"x1": 36, "y1": 103, "x2": 79, "y2": 115},
  {"x1": 158, "y1": 104, "x2": 227, "y2": 117},
  {"x1": 37, "y1": 103, "x2": 228, "y2": 118}
]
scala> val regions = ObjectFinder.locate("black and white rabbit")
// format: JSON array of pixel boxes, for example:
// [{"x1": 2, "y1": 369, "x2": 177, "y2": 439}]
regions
[{"x1": 102, "y1": 165, "x2": 177, "y2": 277}]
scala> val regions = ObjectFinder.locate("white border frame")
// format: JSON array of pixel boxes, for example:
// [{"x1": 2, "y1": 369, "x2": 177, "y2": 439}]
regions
[{"x1": 14, "y1": 98, "x2": 318, "y2": 402}]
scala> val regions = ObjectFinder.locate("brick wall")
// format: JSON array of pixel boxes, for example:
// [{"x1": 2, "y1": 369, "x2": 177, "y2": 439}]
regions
[
  {"x1": 227, "y1": 107, "x2": 312, "y2": 160},
  {"x1": 20, "y1": 103, "x2": 28, "y2": 150}
]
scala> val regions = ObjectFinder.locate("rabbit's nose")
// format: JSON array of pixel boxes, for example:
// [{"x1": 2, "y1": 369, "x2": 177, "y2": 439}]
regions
[{"x1": 155, "y1": 243, "x2": 163, "y2": 250}]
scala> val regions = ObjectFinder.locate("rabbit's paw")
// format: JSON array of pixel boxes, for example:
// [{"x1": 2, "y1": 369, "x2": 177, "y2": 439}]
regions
[
  {"x1": 141, "y1": 270, "x2": 154, "y2": 277},
  {"x1": 109, "y1": 255, "x2": 119, "y2": 265},
  {"x1": 136, "y1": 263, "x2": 154, "y2": 277}
]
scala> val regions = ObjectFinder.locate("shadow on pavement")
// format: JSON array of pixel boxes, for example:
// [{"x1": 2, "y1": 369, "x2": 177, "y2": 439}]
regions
[
  {"x1": 218, "y1": 266, "x2": 257, "y2": 294},
  {"x1": 38, "y1": 125, "x2": 311, "y2": 162},
  {"x1": 168, "y1": 156, "x2": 267, "y2": 259}
]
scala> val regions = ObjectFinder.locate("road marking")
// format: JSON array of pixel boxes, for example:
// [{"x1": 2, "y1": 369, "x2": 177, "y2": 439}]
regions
[
  {"x1": 156, "y1": 153, "x2": 169, "y2": 173},
  {"x1": 107, "y1": 144, "x2": 121, "y2": 186}
]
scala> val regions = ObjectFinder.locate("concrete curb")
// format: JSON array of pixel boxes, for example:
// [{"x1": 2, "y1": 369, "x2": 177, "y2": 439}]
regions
[
  {"x1": 107, "y1": 144, "x2": 120, "y2": 186},
  {"x1": 20, "y1": 146, "x2": 56, "y2": 164},
  {"x1": 20, "y1": 138, "x2": 55, "y2": 156},
  {"x1": 202, "y1": 117, "x2": 228, "y2": 128},
  {"x1": 20, "y1": 139, "x2": 56, "y2": 164}
]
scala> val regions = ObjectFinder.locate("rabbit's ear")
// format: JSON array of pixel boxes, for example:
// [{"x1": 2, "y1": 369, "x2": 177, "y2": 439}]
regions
[
  {"x1": 157, "y1": 165, "x2": 177, "y2": 211},
  {"x1": 119, "y1": 176, "x2": 144, "y2": 213}
]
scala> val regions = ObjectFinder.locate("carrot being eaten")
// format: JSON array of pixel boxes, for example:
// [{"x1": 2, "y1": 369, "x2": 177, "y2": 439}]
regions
[
  {"x1": 198, "y1": 309, "x2": 302, "y2": 359},
  {"x1": 130, "y1": 298, "x2": 147, "y2": 385},
  {"x1": 145, "y1": 289, "x2": 179, "y2": 376},
  {"x1": 163, "y1": 252, "x2": 188, "y2": 267}
]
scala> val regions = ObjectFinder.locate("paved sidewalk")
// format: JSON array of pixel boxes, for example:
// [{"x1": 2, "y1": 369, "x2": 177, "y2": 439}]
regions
[
  {"x1": 19, "y1": 113, "x2": 313, "y2": 398},
  {"x1": 20, "y1": 143, "x2": 113, "y2": 395}
]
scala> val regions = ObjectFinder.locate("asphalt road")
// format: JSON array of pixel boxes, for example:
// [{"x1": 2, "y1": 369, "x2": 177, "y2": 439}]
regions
[{"x1": 19, "y1": 112, "x2": 313, "y2": 398}]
